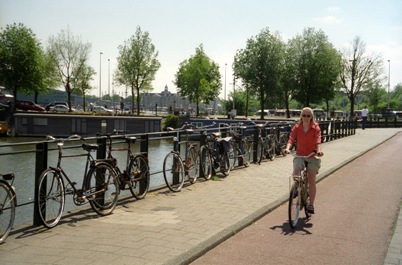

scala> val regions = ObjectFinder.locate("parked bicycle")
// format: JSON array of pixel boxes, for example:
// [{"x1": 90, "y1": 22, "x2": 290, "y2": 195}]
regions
[
  {"x1": 0, "y1": 173, "x2": 16, "y2": 244},
  {"x1": 37, "y1": 135, "x2": 120, "y2": 228},
  {"x1": 97, "y1": 131, "x2": 150, "y2": 200},
  {"x1": 252, "y1": 122, "x2": 275, "y2": 163},
  {"x1": 199, "y1": 123, "x2": 232, "y2": 177},
  {"x1": 288, "y1": 151, "x2": 317, "y2": 229},
  {"x1": 266, "y1": 121, "x2": 291, "y2": 157},
  {"x1": 227, "y1": 123, "x2": 251, "y2": 169},
  {"x1": 163, "y1": 123, "x2": 199, "y2": 192}
]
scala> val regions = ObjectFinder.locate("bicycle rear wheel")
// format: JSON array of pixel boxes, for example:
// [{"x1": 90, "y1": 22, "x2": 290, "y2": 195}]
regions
[
  {"x1": 128, "y1": 155, "x2": 150, "y2": 200},
  {"x1": 37, "y1": 169, "x2": 65, "y2": 228},
  {"x1": 199, "y1": 145, "x2": 212, "y2": 180},
  {"x1": 303, "y1": 177, "x2": 311, "y2": 219},
  {"x1": 187, "y1": 146, "x2": 200, "y2": 184},
  {"x1": 288, "y1": 182, "x2": 301, "y2": 229},
  {"x1": 0, "y1": 181, "x2": 16, "y2": 243},
  {"x1": 163, "y1": 152, "x2": 185, "y2": 192},
  {"x1": 85, "y1": 162, "x2": 119, "y2": 216}
]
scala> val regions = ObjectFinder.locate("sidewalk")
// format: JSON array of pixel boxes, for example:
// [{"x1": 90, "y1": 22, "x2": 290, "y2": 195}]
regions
[{"x1": 1, "y1": 128, "x2": 401, "y2": 265}]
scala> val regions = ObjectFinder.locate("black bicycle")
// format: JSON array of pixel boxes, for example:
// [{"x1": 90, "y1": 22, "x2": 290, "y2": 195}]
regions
[
  {"x1": 163, "y1": 123, "x2": 199, "y2": 192},
  {"x1": 37, "y1": 135, "x2": 120, "y2": 228},
  {"x1": 0, "y1": 173, "x2": 16, "y2": 244},
  {"x1": 97, "y1": 131, "x2": 150, "y2": 200},
  {"x1": 253, "y1": 122, "x2": 275, "y2": 163},
  {"x1": 199, "y1": 124, "x2": 232, "y2": 177}
]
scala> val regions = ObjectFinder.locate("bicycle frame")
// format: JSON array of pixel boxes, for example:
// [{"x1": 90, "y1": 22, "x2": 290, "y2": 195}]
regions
[{"x1": 47, "y1": 136, "x2": 98, "y2": 203}]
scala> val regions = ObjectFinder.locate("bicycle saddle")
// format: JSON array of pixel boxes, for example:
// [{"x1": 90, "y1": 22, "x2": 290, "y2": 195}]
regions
[{"x1": 82, "y1": 144, "x2": 99, "y2": 152}]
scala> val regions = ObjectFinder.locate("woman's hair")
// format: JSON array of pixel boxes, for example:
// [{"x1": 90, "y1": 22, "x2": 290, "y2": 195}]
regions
[{"x1": 297, "y1": 107, "x2": 317, "y2": 125}]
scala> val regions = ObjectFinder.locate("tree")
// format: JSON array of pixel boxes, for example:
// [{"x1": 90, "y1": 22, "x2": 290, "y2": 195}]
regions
[
  {"x1": 47, "y1": 27, "x2": 91, "y2": 111},
  {"x1": 72, "y1": 64, "x2": 95, "y2": 111},
  {"x1": 339, "y1": 36, "x2": 383, "y2": 117},
  {"x1": 175, "y1": 44, "x2": 221, "y2": 117},
  {"x1": 115, "y1": 26, "x2": 160, "y2": 115},
  {"x1": 287, "y1": 28, "x2": 341, "y2": 109},
  {"x1": 0, "y1": 23, "x2": 46, "y2": 110},
  {"x1": 234, "y1": 28, "x2": 285, "y2": 120}
]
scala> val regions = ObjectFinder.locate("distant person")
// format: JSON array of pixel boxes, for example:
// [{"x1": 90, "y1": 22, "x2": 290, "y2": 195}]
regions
[
  {"x1": 284, "y1": 107, "x2": 324, "y2": 214},
  {"x1": 361, "y1": 106, "x2": 368, "y2": 130},
  {"x1": 120, "y1": 97, "x2": 124, "y2": 111}
]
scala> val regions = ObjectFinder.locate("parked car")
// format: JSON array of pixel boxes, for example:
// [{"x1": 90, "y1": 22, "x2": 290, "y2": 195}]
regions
[
  {"x1": 16, "y1": 100, "x2": 45, "y2": 111},
  {"x1": 45, "y1": 101, "x2": 68, "y2": 111},
  {"x1": 92, "y1": 106, "x2": 114, "y2": 114},
  {"x1": 49, "y1": 104, "x2": 74, "y2": 112}
]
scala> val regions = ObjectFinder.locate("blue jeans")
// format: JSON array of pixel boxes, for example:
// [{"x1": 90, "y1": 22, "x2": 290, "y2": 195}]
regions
[{"x1": 362, "y1": 116, "x2": 367, "y2": 129}]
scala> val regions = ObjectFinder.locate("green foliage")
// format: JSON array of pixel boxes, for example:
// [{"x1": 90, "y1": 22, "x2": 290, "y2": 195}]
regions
[
  {"x1": 234, "y1": 28, "x2": 285, "y2": 119},
  {"x1": 115, "y1": 26, "x2": 161, "y2": 115},
  {"x1": 164, "y1": 114, "x2": 179, "y2": 130},
  {"x1": 222, "y1": 89, "x2": 259, "y2": 116},
  {"x1": 287, "y1": 27, "x2": 341, "y2": 107},
  {"x1": 175, "y1": 44, "x2": 222, "y2": 117},
  {"x1": 0, "y1": 23, "x2": 48, "y2": 107}
]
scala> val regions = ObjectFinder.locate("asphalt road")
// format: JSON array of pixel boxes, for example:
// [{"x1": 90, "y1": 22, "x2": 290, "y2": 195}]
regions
[{"x1": 191, "y1": 132, "x2": 402, "y2": 265}]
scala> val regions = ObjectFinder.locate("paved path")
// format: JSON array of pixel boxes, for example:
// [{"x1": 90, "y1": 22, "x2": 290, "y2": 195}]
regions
[
  {"x1": 1, "y1": 128, "x2": 401, "y2": 265},
  {"x1": 191, "y1": 131, "x2": 402, "y2": 265}
]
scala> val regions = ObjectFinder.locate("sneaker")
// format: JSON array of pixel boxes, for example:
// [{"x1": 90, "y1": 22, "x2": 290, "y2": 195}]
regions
[{"x1": 307, "y1": 205, "x2": 315, "y2": 214}]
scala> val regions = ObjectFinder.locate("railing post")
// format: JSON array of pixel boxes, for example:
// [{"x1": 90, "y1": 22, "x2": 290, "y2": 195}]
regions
[
  {"x1": 34, "y1": 141, "x2": 48, "y2": 226},
  {"x1": 96, "y1": 137, "x2": 107, "y2": 159},
  {"x1": 253, "y1": 126, "x2": 259, "y2": 163},
  {"x1": 140, "y1": 134, "x2": 149, "y2": 154}
]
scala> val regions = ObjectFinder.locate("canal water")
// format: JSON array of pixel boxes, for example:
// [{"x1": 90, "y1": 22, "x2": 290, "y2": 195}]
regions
[{"x1": 0, "y1": 136, "x2": 194, "y2": 227}]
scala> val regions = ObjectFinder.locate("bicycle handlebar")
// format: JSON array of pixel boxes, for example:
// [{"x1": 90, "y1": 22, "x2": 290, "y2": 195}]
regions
[
  {"x1": 289, "y1": 150, "x2": 323, "y2": 158},
  {"x1": 46, "y1": 134, "x2": 84, "y2": 142}
]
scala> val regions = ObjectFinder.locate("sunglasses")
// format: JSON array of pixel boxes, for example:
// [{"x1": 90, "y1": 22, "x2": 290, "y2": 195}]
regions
[{"x1": 302, "y1": 114, "x2": 311, "y2": 118}]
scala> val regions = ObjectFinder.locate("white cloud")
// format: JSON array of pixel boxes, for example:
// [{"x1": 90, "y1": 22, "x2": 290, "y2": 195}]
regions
[{"x1": 313, "y1": 16, "x2": 342, "y2": 25}]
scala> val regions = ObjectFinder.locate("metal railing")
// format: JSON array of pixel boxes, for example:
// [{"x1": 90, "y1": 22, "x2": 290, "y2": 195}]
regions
[{"x1": 0, "y1": 118, "x2": 357, "y2": 226}]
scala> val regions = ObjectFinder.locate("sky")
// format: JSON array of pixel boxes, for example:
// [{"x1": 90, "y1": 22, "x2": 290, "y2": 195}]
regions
[{"x1": 1, "y1": 0, "x2": 401, "y2": 99}]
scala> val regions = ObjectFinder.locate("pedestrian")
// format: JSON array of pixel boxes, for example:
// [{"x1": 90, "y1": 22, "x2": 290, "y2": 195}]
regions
[
  {"x1": 120, "y1": 97, "x2": 124, "y2": 112},
  {"x1": 361, "y1": 106, "x2": 368, "y2": 130},
  {"x1": 284, "y1": 107, "x2": 324, "y2": 214}
]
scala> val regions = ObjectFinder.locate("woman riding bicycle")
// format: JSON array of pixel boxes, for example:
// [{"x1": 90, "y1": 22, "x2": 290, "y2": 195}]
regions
[{"x1": 284, "y1": 107, "x2": 323, "y2": 214}]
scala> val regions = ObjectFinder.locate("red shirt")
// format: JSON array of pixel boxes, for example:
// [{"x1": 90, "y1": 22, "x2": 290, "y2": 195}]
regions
[{"x1": 288, "y1": 123, "x2": 321, "y2": 156}]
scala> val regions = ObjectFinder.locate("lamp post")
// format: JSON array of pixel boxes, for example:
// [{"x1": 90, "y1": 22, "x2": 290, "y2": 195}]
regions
[
  {"x1": 99, "y1": 52, "x2": 103, "y2": 98},
  {"x1": 224, "y1": 63, "x2": 227, "y2": 100},
  {"x1": 387, "y1": 60, "x2": 390, "y2": 109},
  {"x1": 108, "y1": 59, "x2": 110, "y2": 96}
]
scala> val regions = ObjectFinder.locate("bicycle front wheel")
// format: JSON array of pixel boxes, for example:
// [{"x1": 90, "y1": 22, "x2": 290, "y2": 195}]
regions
[
  {"x1": 199, "y1": 145, "x2": 212, "y2": 180},
  {"x1": 228, "y1": 141, "x2": 238, "y2": 170},
  {"x1": 187, "y1": 146, "x2": 200, "y2": 184},
  {"x1": 242, "y1": 139, "x2": 251, "y2": 167},
  {"x1": 256, "y1": 138, "x2": 264, "y2": 164},
  {"x1": 288, "y1": 182, "x2": 301, "y2": 229},
  {"x1": 85, "y1": 162, "x2": 119, "y2": 216},
  {"x1": 128, "y1": 155, "x2": 150, "y2": 200},
  {"x1": 0, "y1": 181, "x2": 16, "y2": 243},
  {"x1": 163, "y1": 152, "x2": 185, "y2": 192},
  {"x1": 267, "y1": 135, "x2": 276, "y2": 161},
  {"x1": 37, "y1": 169, "x2": 65, "y2": 228},
  {"x1": 220, "y1": 152, "x2": 231, "y2": 176}
]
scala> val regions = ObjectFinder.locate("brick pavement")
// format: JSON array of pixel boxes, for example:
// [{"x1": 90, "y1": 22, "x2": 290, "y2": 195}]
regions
[{"x1": 0, "y1": 128, "x2": 401, "y2": 265}]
